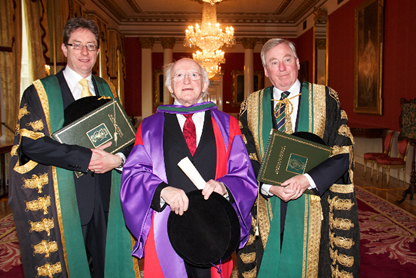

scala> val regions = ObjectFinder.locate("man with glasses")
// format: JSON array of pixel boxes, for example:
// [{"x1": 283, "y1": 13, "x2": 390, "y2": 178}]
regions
[
  {"x1": 9, "y1": 17, "x2": 136, "y2": 278},
  {"x1": 120, "y1": 58, "x2": 257, "y2": 278}
]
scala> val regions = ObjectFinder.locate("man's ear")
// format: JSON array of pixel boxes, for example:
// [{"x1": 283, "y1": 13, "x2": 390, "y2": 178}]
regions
[
  {"x1": 61, "y1": 43, "x2": 68, "y2": 57},
  {"x1": 202, "y1": 82, "x2": 208, "y2": 93},
  {"x1": 264, "y1": 66, "x2": 269, "y2": 78},
  {"x1": 167, "y1": 85, "x2": 173, "y2": 94}
]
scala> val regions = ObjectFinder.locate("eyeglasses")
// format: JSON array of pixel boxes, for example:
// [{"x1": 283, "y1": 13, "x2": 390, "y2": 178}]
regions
[
  {"x1": 66, "y1": 42, "x2": 98, "y2": 51},
  {"x1": 172, "y1": 72, "x2": 202, "y2": 82}
]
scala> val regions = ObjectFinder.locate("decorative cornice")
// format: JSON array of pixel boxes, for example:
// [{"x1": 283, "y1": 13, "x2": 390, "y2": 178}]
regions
[
  {"x1": 125, "y1": 0, "x2": 142, "y2": 13},
  {"x1": 261, "y1": 38, "x2": 271, "y2": 45},
  {"x1": 139, "y1": 37, "x2": 155, "y2": 49},
  {"x1": 97, "y1": 0, "x2": 127, "y2": 20},
  {"x1": 316, "y1": 39, "x2": 326, "y2": 50},
  {"x1": 290, "y1": 0, "x2": 322, "y2": 22},
  {"x1": 274, "y1": 0, "x2": 292, "y2": 15},
  {"x1": 160, "y1": 37, "x2": 176, "y2": 49},
  {"x1": 242, "y1": 37, "x2": 257, "y2": 49}
]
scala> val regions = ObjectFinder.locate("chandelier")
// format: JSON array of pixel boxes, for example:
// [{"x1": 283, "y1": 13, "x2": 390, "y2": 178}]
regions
[{"x1": 185, "y1": 1, "x2": 235, "y2": 78}]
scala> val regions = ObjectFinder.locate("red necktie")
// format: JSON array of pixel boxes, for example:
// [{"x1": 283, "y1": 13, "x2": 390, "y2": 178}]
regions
[{"x1": 183, "y1": 114, "x2": 196, "y2": 156}]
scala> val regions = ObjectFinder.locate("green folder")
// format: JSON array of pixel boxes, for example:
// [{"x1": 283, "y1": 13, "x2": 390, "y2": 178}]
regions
[
  {"x1": 257, "y1": 130, "x2": 332, "y2": 187},
  {"x1": 52, "y1": 97, "x2": 136, "y2": 154}
]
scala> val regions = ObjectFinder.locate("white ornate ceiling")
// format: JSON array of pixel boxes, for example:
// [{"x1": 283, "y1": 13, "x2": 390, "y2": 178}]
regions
[{"x1": 87, "y1": 0, "x2": 335, "y2": 38}]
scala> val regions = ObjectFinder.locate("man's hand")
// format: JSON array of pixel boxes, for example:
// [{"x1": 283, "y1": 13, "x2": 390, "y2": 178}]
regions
[
  {"x1": 281, "y1": 175, "x2": 310, "y2": 200},
  {"x1": 89, "y1": 142, "x2": 121, "y2": 174},
  {"x1": 202, "y1": 179, "x2": 227, "y2": 200},
  {"x1": 161, "y1": 186, "x2": 189, "y2": 215},
  {"x1": 269, "y1": 185, "x2": 296, "y2": 202}
]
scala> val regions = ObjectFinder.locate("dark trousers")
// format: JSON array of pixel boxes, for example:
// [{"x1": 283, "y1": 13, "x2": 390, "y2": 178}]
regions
[{"x1": 81, "y1": 188, "x2": 108, "y2": 278}]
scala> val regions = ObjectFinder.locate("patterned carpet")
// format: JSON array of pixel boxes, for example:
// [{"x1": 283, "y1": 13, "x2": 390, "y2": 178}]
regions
[
  {"x1": 0, "y1": 213, "x2": 22, "y2": 277},
  {"x1": 355, "y1": 186, "x2": 416, "y2": 278},
  {"x1": 1, "y1": 186, "x2": 415, "y2": 277}
]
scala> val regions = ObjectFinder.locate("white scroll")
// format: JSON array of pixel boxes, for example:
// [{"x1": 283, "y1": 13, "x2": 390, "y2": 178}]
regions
[{"x1": 177, "y1": 157, "x2": 206, "y2": 190}]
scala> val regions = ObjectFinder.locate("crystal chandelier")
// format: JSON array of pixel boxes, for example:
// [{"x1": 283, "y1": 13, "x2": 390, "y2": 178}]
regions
[
  {"x1": 202, "y1": 0, "x2": 223, "y2": 4},
  {"x1": 185, "y1": 1, "x2": 235, "y2": 78}
]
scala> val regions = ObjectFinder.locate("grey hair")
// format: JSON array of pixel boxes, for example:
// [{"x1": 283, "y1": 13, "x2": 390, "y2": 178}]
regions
[
  {"x1": 164, "y1": 58, "x2": 210, "y2": 98},
  {"x1": 261, "y1": 38, "x2": 298, "y2": 67}
]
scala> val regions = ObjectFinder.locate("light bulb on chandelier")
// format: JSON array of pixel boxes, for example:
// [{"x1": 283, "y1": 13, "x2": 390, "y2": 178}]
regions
[
  {"x1": 193, "y1": 49, "x2": 226, "y2": 79},
  {"x1": 185, "y1": 1, "x2": 235, "y2": 78}
]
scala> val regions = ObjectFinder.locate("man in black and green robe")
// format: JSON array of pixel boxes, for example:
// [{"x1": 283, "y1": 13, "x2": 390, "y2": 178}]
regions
[
  {"x1": 237, "y1": 38, "x2": 360, "y2": 278},
  {"x1": 8, "y1": 17, "x2": 138, "y2": 278}
]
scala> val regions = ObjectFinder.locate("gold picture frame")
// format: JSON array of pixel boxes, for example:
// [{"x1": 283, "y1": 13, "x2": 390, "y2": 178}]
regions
[
  {"x1": 232, "y1": 70, "x2": 264, "y2": 108},
  {"x1": 153, "y1": 69, "x2": 164, "y2": 107},
  {"x1": 353, "y1": 0, "x2": 384, "y2": 115}
]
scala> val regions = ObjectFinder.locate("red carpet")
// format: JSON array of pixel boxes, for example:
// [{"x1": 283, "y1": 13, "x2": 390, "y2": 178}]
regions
[
  {"x1": 355, "y1": 186, "x2": 416, "y2": 277},
  {"x1": 0, "y1": 214, "x2": 23, "y2": 278},
  {"x1": 1, "y1": 186, "x2": 415, "y2": 277}
]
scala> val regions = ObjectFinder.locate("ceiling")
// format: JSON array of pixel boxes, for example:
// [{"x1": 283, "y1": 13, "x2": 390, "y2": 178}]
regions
[{"x1": 87, "y1": 0, "x2": 332, "y2": 38}]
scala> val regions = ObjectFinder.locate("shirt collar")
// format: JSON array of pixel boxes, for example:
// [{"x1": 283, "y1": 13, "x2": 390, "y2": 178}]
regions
[
  {"x1": 63, "y1": 66, "x2": 93, "y2": 93},
  {"x1": 273, "y1": 79, "x2": 301, "y2": 99}
]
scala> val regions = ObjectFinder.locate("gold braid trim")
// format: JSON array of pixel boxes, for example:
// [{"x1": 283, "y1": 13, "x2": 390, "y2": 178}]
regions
[
  {"x1": 341, "y1": 110, "x2": 348, "y2": 120},
  {"x1": 329, "y1": 184, "x2": 354, "y2": 194},
  {"x1": 239, "y1": 252, "x2": 256, "y2": 264},
  {"x1": 329, "y1": 87, "x2": 341, "y2": 109},
  {"x1": 246, "y1": 221, "x2": 257, "y2": 246},
  {"x1": 242, "y1": 267, "x2": 257, "y2": 278},
  {"x1": 21, "y1": 173, "x2": 48, "y2": 193},
  {"x1": 37, "y1": 262, "x2": 62, "y2": 278},
  {"x1": 27, "y1": 119, "x2": 44, "y2": 131},
  {"x1": 328, "y1": 196, "x2": 355, "y2": 212},
  {"x1": 258, "y1": 196, "x2": 271, "y2": 250},
  {"x1": 249, "y1": 153, "x2": 259, "y2": 162},
  {"x1": 28, "y1": 218, "x2": 54, "y2": 236},
  {"x1": 18, "y1": 104, "x2": 30, "y2": 120},
  {"x1": 330, "y1": 232, "x2": 355, "y2": 249},
  {"x1": 11, "y1": 145, "x2": 18, "y2": 156},
  {"x1": 311, "y1": 83, "x2": 326, "y2": 137},
  {"x1": 331, "y1": 265, "x2": 353, "y2": 278},
  {"x1": 20, "y1": 128, "x2": 45, "y2": 140},
  {"x1": 305, "y1": 194, "x2": 322, "y2": 277},
  {"x1": 246, "y1": 91, "x2": 263, "y2": 163},
  {"x1": 106, "y1": 80, "x2": 118, "y2": 98},
  {"x1": 329, "y1": 212, "x2": 354, "y2": 231},
  {"x1": 51, "y1": 166, "x2": 69, "y2": 273},
  {"x1": 25, "y1": 195, "x2": 51, "y2": 215},
  {"x1": 32, "y1": 79, "x2": 52, "y2": 135},
  {"x1": 331, "y1": 145, "x2": 351, "y2": 156},
  {"x1": 32, "y1": 240, "x2": 58, "y2": 258},
  {"x1": 330, "y1": 249, "x2": 354, "y2": 268},
  {"x1": 339, "y1": 125, "x2": 354, "y2": 144},
  {"x1": 13, "y1": 160, "x2": 38, "y2": 174}
]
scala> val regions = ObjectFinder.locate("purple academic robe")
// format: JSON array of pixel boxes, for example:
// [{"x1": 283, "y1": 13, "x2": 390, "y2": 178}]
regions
[{"x1": 120, "y1": 103, "x2": 257, "y2": 277}]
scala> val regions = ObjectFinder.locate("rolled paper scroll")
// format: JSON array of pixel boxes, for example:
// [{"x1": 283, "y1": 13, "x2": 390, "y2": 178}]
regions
[{"x1": 177, "y1": 157, "x2": 206, "y2": 190}]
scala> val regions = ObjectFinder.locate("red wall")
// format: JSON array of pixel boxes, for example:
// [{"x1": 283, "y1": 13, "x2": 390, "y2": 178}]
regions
[
  {"x1": 329, "y1": 0, "x2": 416, "y2": 130},
  {"x1": 293, "y1": 28, "x2": 314, "y2": 83},
  {"x1": 124, "y1": 38, "x2": 141, "y2": 116}
]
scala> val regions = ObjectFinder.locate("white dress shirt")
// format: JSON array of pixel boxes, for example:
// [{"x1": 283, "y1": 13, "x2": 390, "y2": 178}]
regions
[{"x1": 62, "y1": 66, "x2": 96, "y2": 100}]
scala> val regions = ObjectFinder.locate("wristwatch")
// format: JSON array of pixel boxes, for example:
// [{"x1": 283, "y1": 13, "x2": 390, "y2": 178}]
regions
[{"x1": 118, "y1": 156, "x2": 126, "y2": 168}]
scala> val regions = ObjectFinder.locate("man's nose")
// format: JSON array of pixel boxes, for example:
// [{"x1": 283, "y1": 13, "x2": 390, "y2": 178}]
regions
[
  {"x1": 81, "y1": 45, "x2": 89, "y2": 54},
  {"x1": 183, "y1": 74, "x2": 191, "y2": 84}
]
